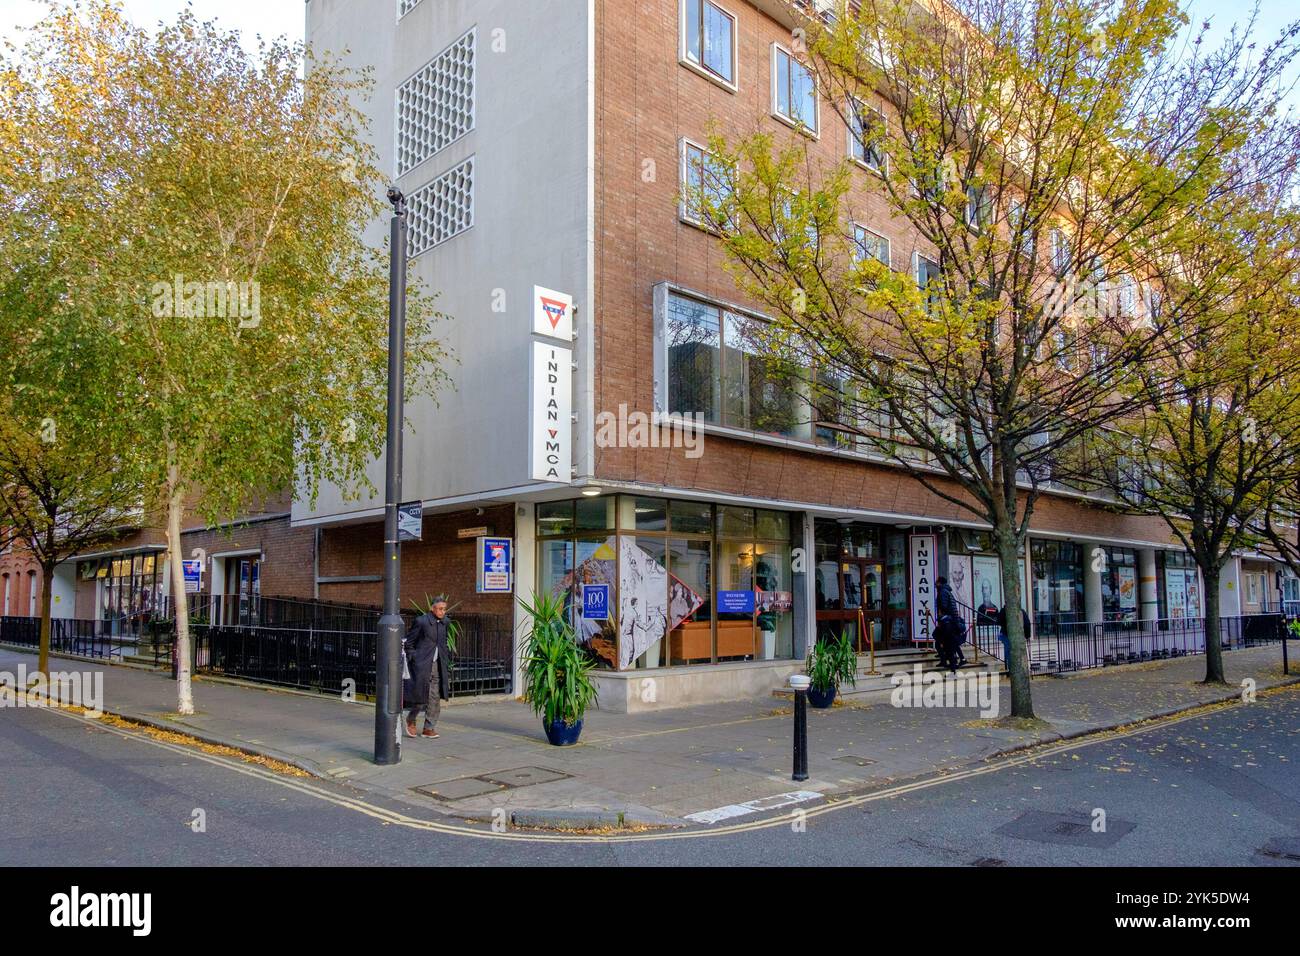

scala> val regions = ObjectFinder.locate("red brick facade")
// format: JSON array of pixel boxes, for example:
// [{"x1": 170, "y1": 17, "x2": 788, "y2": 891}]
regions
[{"x1": 590, "y1": 0, "x2": 1179, "y2": 548}]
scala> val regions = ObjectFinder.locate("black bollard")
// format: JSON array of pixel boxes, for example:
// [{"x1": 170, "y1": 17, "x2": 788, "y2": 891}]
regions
[{"x1": 792, "y1": 677, "x2": 809, "y2": 782}]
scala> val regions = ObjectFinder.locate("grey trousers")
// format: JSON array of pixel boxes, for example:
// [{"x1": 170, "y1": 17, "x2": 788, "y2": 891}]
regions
[{"x1": 408, "y1": 667, "x2": 441, "y2": 730}]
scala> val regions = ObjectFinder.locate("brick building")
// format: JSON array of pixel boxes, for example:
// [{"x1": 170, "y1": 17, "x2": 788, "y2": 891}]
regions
[{"x1": 34, "y1": 0, "x2": 1291, "y2": 709}]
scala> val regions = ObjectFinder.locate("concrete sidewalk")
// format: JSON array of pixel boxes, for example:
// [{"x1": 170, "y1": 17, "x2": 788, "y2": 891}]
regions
[{"x1": 3, "y1": 643, "x2": 1295, "y2": 827}]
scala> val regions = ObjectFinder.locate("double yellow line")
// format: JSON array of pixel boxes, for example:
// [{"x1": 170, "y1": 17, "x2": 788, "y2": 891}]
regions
[{"x1": 27, "y1": 685, "x2": 1292, "y2": 844}]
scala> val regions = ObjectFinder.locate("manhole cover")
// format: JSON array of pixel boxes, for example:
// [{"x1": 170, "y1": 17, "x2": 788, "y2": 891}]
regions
[
  {"x1": 413, "y1": 776, "x2": 506, "y2": 801},
  {"x1": 995, "y1": 810, "x2": 1135, "y2": 848},
  {"x1": 834, "y1": 755, "x2": 877, "y2": 767},
  {"x1": 479, "y1": 767, "x2": 572, "y2": 789}
]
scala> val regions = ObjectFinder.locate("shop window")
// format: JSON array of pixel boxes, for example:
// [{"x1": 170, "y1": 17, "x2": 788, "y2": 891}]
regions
[
  {"x1": 632, "y1": 497, "x2": 668, "y2": 532},
  {"x1": 575, "y1": 495, "x2": 616, "y2": 531},
  {"x1": 537, "y1": 500, "x2": 574, "y2": 536},
  {"x1": 716, "y1": 505, "x2": 755, "y2": 538},
  {"x1": 1100, "y1": 547, "x2": 1138, "y2": 622},
  {"x1": 669, "y1": 499, "x2": 713, "y2": 535}
]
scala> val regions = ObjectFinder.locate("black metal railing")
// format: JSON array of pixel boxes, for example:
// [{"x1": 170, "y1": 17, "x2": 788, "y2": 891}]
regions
[
  {"x1": 0, "y1": 615, "x2": 136, "y2": 660},
  {"x1": 150, "y1": 598, "x2": 513, "y2": 699},
  {"x1": 955, "y1": 611, "x2": 1286, "y2": 674},
  {"x1": 161, "y1": 593, "x2": 384, "y2": 633}
]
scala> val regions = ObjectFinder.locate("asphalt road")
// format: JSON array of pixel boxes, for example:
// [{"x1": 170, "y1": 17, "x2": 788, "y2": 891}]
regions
[{"x1": 1, "y1": 687, "x2": 1297, "y2": 867}]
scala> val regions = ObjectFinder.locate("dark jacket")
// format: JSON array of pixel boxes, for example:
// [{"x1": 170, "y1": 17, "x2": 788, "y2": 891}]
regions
[
  {"x1": 403, "y1": 612, "x2": 452, "y2": 706},
  {"x1": 936, "y1": 582, "x2": 958, "y2": 618}
]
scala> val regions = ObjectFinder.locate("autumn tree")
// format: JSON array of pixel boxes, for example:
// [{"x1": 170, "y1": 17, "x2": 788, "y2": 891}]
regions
[
  {"x1": 0, "y1": 1, "x2": 451, "y2": 714},
  {"x1": 1092, "y1": 192, "x2": 1300, "y2": 683},
  {"x1": 694, "y1": 0, "x2": 1300, "y2": 717}
]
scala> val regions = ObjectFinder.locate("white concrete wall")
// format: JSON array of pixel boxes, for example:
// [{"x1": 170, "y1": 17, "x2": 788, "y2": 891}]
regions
[{"x1": 298, "y1": 0, "x2": 594, "y2": 523}]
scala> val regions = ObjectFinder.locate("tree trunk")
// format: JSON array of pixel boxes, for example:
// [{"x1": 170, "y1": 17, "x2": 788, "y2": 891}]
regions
[
  {"x1": 1201, "y1": 563, "x2": 1226, "y2": 684},
  {"x1": 996, "y1": 527, "x2": 1035, "y2": 719},
  {"x1": 37, "y1": 562, "x2": 54, "y2": 678},
  {"x1": 165, "y1": 456, "x2": 194, "y2": 715}
]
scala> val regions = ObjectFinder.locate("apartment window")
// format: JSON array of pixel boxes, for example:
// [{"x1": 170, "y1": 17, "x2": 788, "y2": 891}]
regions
[
  {"x1": 682, "y1": 0, "x2": 736, "y2": 87},
  {"x1": 1115, "y1": 275, "x2": 1136, "y2": 318},
  {"x1": 916, "y1": 254, "x2": 942, "y2": 315},
  {"x1": 1007, "y1": 198, "x2": 1034, "y2": 258},
  {"x1": 773, "y1": 45, "x2": 818, "y2": 134},
  {"x1": 680, "y1": 139, "x2": 732, "y2": 228},
  {"x1": 1050, "y1": 227, "x2": 1072, "y2": 276},
  {"x1": 664, "y1": 290, "x2": 808, "y2": 437},
  {"x1": 395, "y1": 29, "x2": 475, "y2": 177},
  {"x1": 848, "y1": 99, "x2": 885, "y2": 172},
  {"x1": 406, "y1": 156, "x2": 475, "y2": 256},
  {"x1": 965, "y1": 185, "x2": 991, "y2": 233},
  {"x1": 852, "y1": 224, "x2": 890, "y2": 267}
]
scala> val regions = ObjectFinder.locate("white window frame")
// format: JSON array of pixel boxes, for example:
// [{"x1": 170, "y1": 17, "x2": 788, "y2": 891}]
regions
[
  {"x1": 679, "y1": 0, "x2": 739, "y2": 92},
  {"x1": 848, "y1": 97, "x2": 887, "y2": 174},
  {"x1": 771, "y1": 43, "x2": 819, "y2": 137},
  {"x1": 852, "y1": 222, "x2": 891, "y2": 268},
  {"x1": 679, "y1": 137, "x2": 733, "y2": 232}
]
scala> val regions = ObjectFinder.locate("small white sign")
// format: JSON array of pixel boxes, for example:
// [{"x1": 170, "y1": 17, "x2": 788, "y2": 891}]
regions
[
  {"x1": 533, "y1": 286, "x2": 573, "y2": 341},
  {"x1": 530, "y1": 341, "x2": 572, "y2": 482}
]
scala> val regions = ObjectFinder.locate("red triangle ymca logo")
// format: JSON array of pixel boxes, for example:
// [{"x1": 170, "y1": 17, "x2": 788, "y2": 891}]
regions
[{"x1": 540, "y1": 297, "x2": 568, "y2": 330}]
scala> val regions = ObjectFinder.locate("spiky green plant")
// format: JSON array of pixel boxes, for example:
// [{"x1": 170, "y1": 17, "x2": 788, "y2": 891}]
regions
[
  {"x1": 806, "y1": 632, "x2": 858, "y2": 693},
  {"x1": 518, "y1": 591, "x2": 598, "y2": 728}
]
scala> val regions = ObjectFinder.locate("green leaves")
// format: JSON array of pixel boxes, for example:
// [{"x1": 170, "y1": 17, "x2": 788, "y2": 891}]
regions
[{"x1": 518, "y1": 591, "x2": 599, "y2": 728}]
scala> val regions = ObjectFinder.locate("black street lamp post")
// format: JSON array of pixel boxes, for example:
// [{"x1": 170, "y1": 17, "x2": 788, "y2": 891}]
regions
[{"x1": 374, "y1": 187, "x2": 408, "y2": 765}]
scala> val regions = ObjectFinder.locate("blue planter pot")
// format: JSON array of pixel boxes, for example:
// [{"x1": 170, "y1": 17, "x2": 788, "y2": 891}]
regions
[
  {"x1": 808, "y1": 685, "x2": 837, "y2": 709},
  {"x1": 544, "y1": 718, "x2": 584, "y2": 746}
]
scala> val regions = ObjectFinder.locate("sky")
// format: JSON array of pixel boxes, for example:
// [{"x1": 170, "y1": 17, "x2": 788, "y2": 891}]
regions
[{"x1": 0, "y1": 0, "x2": 1297, "y2": 105}]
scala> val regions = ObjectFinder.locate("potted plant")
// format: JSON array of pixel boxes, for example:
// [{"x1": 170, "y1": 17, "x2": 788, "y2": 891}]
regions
[
  {"x1": 519, "y1": 591, "x2": 598, "y2": 746},
  {"x1": 806, "y1": 632, "x2": 857, "y2": 708}
]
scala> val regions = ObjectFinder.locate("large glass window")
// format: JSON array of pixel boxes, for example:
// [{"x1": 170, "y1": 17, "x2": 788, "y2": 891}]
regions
[
  {"x1": 666, "y1": 292, "x2": 721, "y2": 421},
  {"x1": 666, "y1": 290, "x2": 811, "y2": 437},
  {"x1": 683, "y1": 0, "x2": 735, "y2": 84},
  {"x1": 773, "y1": 45, "x2": 817, "y2": 132},
  {"x1": 536, "y1": 496, "x2": 798, "y2": 669},
  {"x1": 1100, "y1": 546, "x2": 1138, "y2": 622},
  {"x1": 1031, "y1": 540, "x2": 1084, "y2": 628}
]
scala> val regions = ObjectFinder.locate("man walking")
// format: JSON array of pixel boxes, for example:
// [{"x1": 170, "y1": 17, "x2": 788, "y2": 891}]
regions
[
  {"x1": 405, "y1": 597, "x2": 452, "y2": 739},
  {"x1": 935, "y1": 576, "x2": 966, "y2": 672}
]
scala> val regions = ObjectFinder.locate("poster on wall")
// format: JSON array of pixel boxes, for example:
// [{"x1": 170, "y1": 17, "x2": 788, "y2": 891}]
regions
[
  {"x1": 948, "y1": 555, "x2": 973, "y2": 613},
  {"x1": 909, "y1": 534, "x2": 937, "y2": 643},
  {"x1": 1118, "y1": 566, "x2": 1137, "y2": 613},
  {"x1": 1185, "y1": 571, "x2": 1201, "y2": 618},
  {"x1": 972, "y1": 555, "x2": 1002, "y2": 624},
  {"x1": 1167, "y1": 569, "x2": 1187, "y2": 619},
  {"x1": 618, "y1": 537, "x2": 672, "y2": 670}
]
